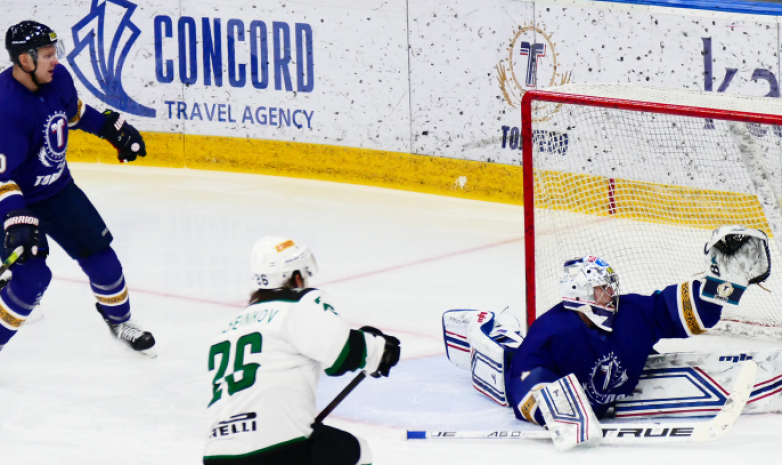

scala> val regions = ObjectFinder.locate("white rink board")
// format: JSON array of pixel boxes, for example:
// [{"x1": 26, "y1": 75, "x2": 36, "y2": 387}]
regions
[
  {"x1": 0, "y1": 0, "x2": 412, "y2": 151},
  {"x1": 2, "y1": 0, "x2": 782, "y2": 163}
]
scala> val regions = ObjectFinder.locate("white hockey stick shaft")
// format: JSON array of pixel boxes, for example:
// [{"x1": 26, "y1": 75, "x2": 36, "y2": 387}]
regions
[{"x1": 409, "y1": 360, "x2": 757, "y2": 445}]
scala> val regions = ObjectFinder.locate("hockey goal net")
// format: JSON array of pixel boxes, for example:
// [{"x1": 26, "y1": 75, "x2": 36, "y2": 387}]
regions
[{"x1": 522, "y1": 84, "x2": 782, "y2": 339}]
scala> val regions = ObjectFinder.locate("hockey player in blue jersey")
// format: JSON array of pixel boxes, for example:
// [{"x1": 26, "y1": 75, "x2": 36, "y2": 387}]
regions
[
  {"x1": 0, "y1": 21, "x2": 154, "y2": 354},
  {"x1": 443, "y1": 225, "x2": 771, "y2": 449}
]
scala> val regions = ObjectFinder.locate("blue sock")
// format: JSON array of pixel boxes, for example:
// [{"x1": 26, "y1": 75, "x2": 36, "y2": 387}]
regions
[
  {"x1": 78, "y1": 247, "x2": 131, "y2": 323},
  {"x1": 0, "y1": 258, "x2": 51, "y2": 345}
]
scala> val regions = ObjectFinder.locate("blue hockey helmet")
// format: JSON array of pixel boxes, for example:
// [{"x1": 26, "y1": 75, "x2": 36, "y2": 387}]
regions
[
  {"x1": 560, "y1": 256, "x2": 619, "y2": 332},
  {"x1": 5, "y1": 21, "x2": 65, "y2": 66}
]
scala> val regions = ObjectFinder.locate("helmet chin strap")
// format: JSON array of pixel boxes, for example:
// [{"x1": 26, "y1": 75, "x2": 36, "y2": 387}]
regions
[{"x1": 19, "y1": 50, "x2": 41, "y2": 88}]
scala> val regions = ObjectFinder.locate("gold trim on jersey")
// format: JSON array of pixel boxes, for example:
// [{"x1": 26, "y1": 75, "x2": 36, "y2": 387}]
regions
[
  {"x1": 0, "y1": 181, "x2": 22, "y2": 202},
  {"x1": 94, "y1": 286, "x2": 129, "y2": 306},
  {"x1": 68, "y1": 99, "x2": 85, "y2": 127},
  {"x1": 679, "y1": 281, "x2": 705, "y2": 336}
]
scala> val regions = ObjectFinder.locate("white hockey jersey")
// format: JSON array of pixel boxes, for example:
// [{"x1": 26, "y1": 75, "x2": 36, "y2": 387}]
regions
[{"x1": 203, "y1": 288, "x2": 385, "y2": 460}]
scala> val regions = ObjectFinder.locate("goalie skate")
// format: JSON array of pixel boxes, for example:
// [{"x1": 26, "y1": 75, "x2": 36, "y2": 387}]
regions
[{"x1": 96, "y1": 304, "x2": 157, "y2": 356}]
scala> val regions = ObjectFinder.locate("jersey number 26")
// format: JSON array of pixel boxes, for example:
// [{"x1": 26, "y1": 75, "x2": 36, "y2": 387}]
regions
[{"x1": 208, "y1": 332, "x2": 262, "y2": 407}]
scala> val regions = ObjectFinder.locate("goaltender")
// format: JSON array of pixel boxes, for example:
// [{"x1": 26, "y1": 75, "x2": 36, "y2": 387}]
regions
[{"x1": 443, "y1": 225, "x2": 770, "y2": 449}]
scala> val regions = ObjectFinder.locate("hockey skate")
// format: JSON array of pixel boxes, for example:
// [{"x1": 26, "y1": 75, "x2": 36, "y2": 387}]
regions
[{"x1": 96, "y1": 304, "x2": 157, "y2": 356}]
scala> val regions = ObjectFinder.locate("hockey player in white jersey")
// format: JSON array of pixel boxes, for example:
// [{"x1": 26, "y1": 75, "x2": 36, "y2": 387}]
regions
[{"x1": 204, "y1": 237, "x2": 401, "y2": 465}]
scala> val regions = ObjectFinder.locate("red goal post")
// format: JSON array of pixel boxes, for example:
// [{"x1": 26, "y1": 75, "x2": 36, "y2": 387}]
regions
[{"x1": 521, "y1": 84, "x2": 782, "y2": 338}]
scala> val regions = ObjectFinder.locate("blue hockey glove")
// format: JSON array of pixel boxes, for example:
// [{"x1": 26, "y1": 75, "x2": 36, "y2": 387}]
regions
[
  {"x1": 4, "y1": 210, "x2": 49, "y2": 264},
  {"x1": 359, "y1": 326, "x2": 400, "y2": 378},
  {"x1": 99, "y1": 110, "x2": 147, "y2": 162}
]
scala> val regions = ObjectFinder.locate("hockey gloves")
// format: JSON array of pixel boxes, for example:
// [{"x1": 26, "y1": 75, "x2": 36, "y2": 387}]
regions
[
  {"x1": 4, "y1": 210, "x2": 49, "y2": 264},
  {"x1": 702, "y1": 225, "x2": 771, "y2": 306},
  {"x1": 359, "y1": 326, "x2": 401, "y2": 378},
  {"x1": 99, "y1": 110, "x2": 147, "y2": 163}
]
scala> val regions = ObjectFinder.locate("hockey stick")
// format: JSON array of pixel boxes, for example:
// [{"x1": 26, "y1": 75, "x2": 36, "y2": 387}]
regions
[
  {"x1": 0, "y1": 246, "x2": 24, "y2": 291},
  {"x1": 408, "y1": 360, "x2": 757, "y2": 445},
  {"x1": 0, "y1": 246, "x2": 24, "y2": 276},
  {"x1": 314, "y1": 370, "x2": 367, "y2": 424}
]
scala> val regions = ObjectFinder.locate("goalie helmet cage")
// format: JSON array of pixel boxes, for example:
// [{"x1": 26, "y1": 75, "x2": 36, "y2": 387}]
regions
[{"x1": 521, "y1": 84, "x2": 782, "y2": 340}]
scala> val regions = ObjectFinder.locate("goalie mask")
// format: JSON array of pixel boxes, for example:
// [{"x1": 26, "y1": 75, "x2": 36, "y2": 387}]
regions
[
  {"x1": 250, "y1": 237, "x2": 318, "y2": 290},
  {"x1": 560, "y1": 256, "x2": 619, "y2": 332}
]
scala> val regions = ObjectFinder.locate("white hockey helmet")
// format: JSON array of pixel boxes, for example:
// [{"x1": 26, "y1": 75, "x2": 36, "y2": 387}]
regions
[
  {"x1": 560, "y1": 256, "x2": 619, "y2": 332},
  {"x1": 250, "y1": 237, "x2": 318, "y2": 290}
]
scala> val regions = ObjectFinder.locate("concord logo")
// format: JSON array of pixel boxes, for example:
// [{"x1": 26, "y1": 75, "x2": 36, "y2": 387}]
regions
[{"x1": 67, "y1": 0, "x2": 156, "y2": 117}]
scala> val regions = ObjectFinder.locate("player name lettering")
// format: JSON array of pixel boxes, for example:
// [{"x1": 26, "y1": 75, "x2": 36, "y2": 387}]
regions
[{"x1": 601, "y1": 427, "x2": 694, "y2": 438}]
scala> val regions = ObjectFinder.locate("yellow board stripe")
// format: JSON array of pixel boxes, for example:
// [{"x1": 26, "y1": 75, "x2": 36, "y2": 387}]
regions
[
  {"x1": 68, "y1": 131, "x2": 769, "y2": 230},
  {"x1": 95, "y1": 287, "x2": 129, "y2": 306},
  {"x1": 680, "y1": 281, "x2": 706, "y2": 336},
  {"x1": 67, "y1": 131, "x2": 526, "y2": 206}
]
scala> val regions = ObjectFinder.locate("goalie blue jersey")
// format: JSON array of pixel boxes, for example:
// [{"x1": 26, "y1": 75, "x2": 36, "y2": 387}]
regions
[
  {"x1": 509, "y1": 280, "x2": 722, "y2": 423},
  {"x1": 0, "y1": 64, "x2": 103, "y2": 211}
]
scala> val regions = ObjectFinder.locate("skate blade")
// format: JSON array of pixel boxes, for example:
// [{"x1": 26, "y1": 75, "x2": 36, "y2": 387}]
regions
[{"x1": 25, "y1": 312, "x2": 45, "y2": 325}]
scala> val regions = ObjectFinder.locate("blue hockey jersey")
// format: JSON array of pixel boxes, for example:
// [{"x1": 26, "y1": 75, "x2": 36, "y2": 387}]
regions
[
  {"x1": 0, "y1": 64, "x2": 103, "y2": 212},
  {"x1": 509, "y1": 280, "x2": 722, "y2": 423}
]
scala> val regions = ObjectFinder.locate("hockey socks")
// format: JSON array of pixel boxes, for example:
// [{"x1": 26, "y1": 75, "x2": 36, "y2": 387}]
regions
[
  {"x1": 78, "y1": 247, "x2": 130, "y2": 323},
  {"x1": 0, "y1": 257, "x2": 51, "y2": 347}
]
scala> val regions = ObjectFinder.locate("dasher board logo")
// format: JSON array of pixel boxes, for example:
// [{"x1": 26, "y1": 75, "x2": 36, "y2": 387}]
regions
[
  {"x1": 67, "y1": 0, "x2": 156, "y2": 117},
  {"x1": 496, "y1": 23, "x2": 571, "y2": 121}
]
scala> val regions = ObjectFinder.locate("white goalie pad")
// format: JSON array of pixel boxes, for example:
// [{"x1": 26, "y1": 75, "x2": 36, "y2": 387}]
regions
[
  {"x1": 533, "y1": 374, "x2": 602, "y2": 451},
  {"x1": 612, "y1": 349, "x2": 782, "y2": 418},
  {"x1": 442, "y1": 309, "x2": 480, "y2": 370},
  {"x1": 469, "y1": 313, "x2": 509, "y2": 407},
  {"x1": 442, "y1": 309, "x2": 523, "y2": 371},
  {"x1": 442, "y1": 309, "x2": 524, "y2": 406}
]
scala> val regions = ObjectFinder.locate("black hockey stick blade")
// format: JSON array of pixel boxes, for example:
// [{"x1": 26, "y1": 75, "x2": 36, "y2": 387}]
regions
[{"x1": 314, "y1": 370, "x2": 367, "y2": 425}]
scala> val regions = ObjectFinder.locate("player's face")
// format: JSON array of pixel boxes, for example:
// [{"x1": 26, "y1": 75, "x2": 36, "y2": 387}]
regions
[
  {"x1": 593, "y1": 285, "x2": 615, "y2": 308},
  {"x1": 33, "y1": 45, "x2": 59, "y2": 84}
]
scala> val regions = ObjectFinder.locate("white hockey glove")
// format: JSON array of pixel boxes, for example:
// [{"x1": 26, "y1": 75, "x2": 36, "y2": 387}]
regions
[
  {"x1": 533, "y1": 374, "x2": 602, "y2": 451},
  {"x1": 701, "y1": 225, "x2": 771, "y2": 306}
]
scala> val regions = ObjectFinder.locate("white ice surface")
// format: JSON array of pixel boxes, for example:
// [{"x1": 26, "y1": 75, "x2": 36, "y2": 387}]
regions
[{"x1": 0, "y1": 163, "x2": 780, "y2": 465}]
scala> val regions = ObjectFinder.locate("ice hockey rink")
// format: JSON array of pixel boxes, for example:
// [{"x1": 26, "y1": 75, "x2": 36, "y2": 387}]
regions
[{"x1": 2, "y1": 163, "x2": 782, "y2": 465}]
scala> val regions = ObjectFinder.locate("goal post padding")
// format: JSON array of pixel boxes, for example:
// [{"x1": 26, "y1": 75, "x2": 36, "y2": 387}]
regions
[{"x1": 521, "y1": 85, "x2": 782, "y2": 338}]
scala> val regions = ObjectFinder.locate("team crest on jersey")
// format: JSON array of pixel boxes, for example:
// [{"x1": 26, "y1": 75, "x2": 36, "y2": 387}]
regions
[
  {"x1": 40, "y1": 112, "x2": 69, "y2": 167},
  {"x1": 584, "y1": 353, "x2": 629, "y2": 405}
]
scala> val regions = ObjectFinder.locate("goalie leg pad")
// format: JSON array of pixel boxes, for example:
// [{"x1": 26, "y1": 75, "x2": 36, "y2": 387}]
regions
[
  {"x1": 533, "y1": 374, "x2": 602, "y2": 451},
  {"x1": 442, "y1": 309, "x2": 523, "y2": 371},
  {"x1": 442, "y1": 309, "x2": 482, "y2": 370},
  {"x1": 468, "y1": 312, "x2": 510, "y2": 406}
]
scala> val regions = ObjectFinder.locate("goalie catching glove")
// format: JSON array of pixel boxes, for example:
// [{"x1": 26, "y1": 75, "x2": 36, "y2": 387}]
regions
[{"x1": 701, "y1": 225, "x2": 771, "y2": 306}]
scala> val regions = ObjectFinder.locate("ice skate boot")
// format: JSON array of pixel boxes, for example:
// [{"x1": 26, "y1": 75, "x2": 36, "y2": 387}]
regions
[{"x1": 96, "y1": 304, "x2": 156, "y2": 356}]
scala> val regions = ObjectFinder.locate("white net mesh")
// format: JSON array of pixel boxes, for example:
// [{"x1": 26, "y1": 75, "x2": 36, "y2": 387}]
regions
[{"x1": 526, "y1": 84, "x2": 782, "y2": 338}]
